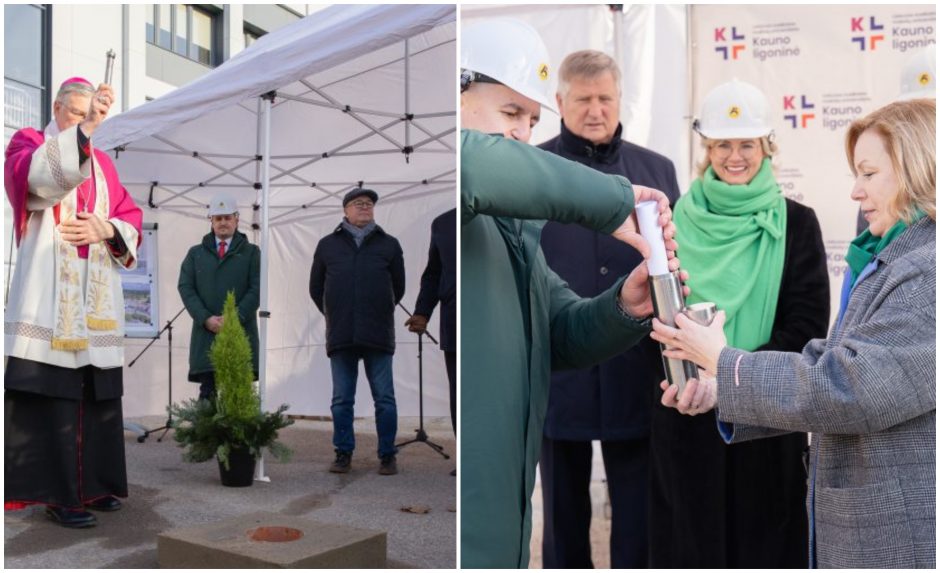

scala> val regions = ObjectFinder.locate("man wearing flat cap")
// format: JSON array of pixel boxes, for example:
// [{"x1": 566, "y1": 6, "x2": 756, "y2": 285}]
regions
[
  {"x1": 310, "y1": 188, "x2": 405, "y2": 475},
  {"x1": 178, "y1": 192, "x2": 261, "y2": 400}
]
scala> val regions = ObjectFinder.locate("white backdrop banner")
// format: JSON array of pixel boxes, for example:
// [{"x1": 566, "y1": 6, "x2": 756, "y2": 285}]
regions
[{"x1": 690, "y1": 4, "x2": 935, "y2": 322}]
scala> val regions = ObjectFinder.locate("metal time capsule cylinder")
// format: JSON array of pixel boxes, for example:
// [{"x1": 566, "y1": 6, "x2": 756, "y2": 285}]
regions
[
  {"x1": 635, "y1": 200, "x2": 702, "y2": 399},
  {"x1": 650, "y1": 271, "x2": 699, "y2": 398}
]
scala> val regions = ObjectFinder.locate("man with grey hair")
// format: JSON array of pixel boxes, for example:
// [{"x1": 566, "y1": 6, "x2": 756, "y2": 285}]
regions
[
  {"x1": 310, "y1": 188, "x2": 405, "y2": 476},
  {"x1": 537, "y1": 49, "x2": 681, "y2": 568},
  {"x1": 5, "y1": 77, "x2": 142, "y2": 528},
  {"x1": 178, "y1": 192, "x2": 261, "y2": 401}
]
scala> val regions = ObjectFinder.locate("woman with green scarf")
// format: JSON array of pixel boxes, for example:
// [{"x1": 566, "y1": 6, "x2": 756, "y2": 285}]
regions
[
  {"x1": 648, "y1": 79, "x2": 831, "y2": 568},
  {"x1": 654, "y1": 99, "x2": 936, "y2": 568}
]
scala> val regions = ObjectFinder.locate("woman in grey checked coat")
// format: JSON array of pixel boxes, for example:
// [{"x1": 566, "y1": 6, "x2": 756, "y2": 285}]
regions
[{"x1": 651, "y1": 98, "x2": 935, "y2": 569}]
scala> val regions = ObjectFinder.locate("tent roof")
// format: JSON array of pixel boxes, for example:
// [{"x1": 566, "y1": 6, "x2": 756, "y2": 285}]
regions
[{"x1": 95, "y1": 4, "x2": 456, "y2": 225}]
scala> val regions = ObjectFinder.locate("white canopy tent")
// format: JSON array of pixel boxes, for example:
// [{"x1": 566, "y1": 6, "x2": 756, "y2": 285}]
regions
[{"x1": 94, "y1": 4, "x2": 457, "y2": 441}]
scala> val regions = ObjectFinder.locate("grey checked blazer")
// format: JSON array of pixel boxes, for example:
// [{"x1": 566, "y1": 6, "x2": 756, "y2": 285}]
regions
[{"x1": 715, "y1": 216, "x2": 935, "y2": 569}]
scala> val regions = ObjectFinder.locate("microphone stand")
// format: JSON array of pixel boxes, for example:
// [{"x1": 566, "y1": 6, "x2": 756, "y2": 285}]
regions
[
  {"x1": 124, "y1": 307, "x2": 186, "y2": 443},
  {"x1": 395, "y1": 303, "x2": 449, "y2": 459}
]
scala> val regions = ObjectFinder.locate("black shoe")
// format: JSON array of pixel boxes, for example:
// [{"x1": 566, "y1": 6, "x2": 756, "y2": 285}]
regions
[
  {"x1": 379, "y1": 455, "x2": 398, "y2": 475},
  {"x1": 45, "y1": 506, "x2": 97, "y2": 528},
  {"x1": 330, "y1": 451, "x2": 352, "y2": 473},
  {"x1": 85, "y1": 496, "x2": 122, "y2": 512},
  {"x1": 450, "y1": 468, "x2": 456, "y2": 477}
]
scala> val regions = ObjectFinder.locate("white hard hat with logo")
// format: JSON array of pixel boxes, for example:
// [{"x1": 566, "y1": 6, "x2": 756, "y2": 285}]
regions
[
  {"x1": 899, "y1": 47, "x2": 936, "y2": 100},
  {"x1": 460, "y1": 18, "x2": 558, "y2": 114},
  {"x1": 208, "y1": 192, "x2": 238, "y2": 217},
  {"x1": 693, "y1": 78, "x2": 773, "y2": 140}
]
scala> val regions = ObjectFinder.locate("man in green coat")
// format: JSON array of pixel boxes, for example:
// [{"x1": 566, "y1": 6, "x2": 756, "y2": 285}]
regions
[
  {"x1": 460, "y1": 19, "x2": 683, "y2": 568},
  {"x1": 178, "y1": 192, "x2": 261, "y2": 400}
]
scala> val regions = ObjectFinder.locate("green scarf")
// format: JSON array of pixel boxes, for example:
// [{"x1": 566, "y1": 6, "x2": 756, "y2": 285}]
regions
[
  {"x1": 845, "y1": 211, "x2": 924, "y2": 284},
  {"x1": 674, "y1": 158, "x2": 787, "y2": 350}
]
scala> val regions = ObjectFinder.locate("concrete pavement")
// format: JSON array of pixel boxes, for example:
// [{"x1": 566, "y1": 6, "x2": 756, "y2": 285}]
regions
[{"x1": 4, "y1": 416, "x2": 456, "y2": 569}]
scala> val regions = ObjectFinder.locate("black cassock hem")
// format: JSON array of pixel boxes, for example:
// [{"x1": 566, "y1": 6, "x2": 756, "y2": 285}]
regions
[{"x1": 5, "y1": 359, "x2": 128, "y2": 510}]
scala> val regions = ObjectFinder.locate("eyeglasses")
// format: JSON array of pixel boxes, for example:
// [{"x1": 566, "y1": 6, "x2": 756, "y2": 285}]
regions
[
  {"x1": 348, "y1": 200, "x2": 374, "y2": 209},
  {"x1": 710, "y1": 140, "x2": 762, "y2": 160}
]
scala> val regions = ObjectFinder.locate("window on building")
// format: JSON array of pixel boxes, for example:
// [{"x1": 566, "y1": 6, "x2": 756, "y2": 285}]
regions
[
  {"x1": 146, "y1": 4, "x2": 219, "y2": 66},
  {"x1": 173, "y1": 4, "x2": 188, "y2": 57},
  {"x1": 155, "y1": 4, "x2": 172, "y2": 50},
  {"x1": 191, "y1": 8, "x2": 214, "y2": 64},
  {"x1": 4, "y1": 4, "x2": 50, "y2": 139},
  {"x1": 245, "y1": 29, "x2": 260, "y2": 48},
  {"x1": 244, "y1": 23, "x2": 265, "y2": 49},
  {"x1": 4, "y1": 4, "x2": 50, "y2": 303}
]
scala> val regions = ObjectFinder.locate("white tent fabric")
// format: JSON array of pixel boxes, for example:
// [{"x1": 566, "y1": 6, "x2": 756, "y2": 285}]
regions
[{"x1": 95, "y1": 4, "x2": 456, "y2": 421}]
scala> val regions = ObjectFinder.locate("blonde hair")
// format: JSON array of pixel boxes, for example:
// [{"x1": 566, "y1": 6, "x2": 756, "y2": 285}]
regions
[
  {"x1": 845, "y1": 98, "x2": 936, "y2": 223},
  {"x1": 695, "y1": 137, "x2": 778, "y2": 178},
  {"x1": 557, "y1": 50, "x2": 621, "y2": 97}
]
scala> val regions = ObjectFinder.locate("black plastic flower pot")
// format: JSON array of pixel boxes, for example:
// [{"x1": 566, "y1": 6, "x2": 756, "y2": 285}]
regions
[{"x1": 218, "y1": 447, "x2": 256, "y2": 487}]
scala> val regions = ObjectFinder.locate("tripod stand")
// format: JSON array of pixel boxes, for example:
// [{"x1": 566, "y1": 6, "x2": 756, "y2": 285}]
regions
[
  {"x1": 125, "y1": 307, "x2": 186, "y2": 443},
  {"x1": 395, "y1": 303, "x2": 449, "y2": 459}
]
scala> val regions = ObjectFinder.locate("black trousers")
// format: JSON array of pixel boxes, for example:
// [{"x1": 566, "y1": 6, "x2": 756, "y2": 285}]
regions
[
  {"x1": 648, "y1": 406, "x2": 808, "y2": 568},
  {"x1": 191, "y1": 371, "x2": 217, "y2": 401},
  {"x1": 5, "y1": 358, "x2": 127, "y2": 510},
  {"x1": 444, "y1": 351, "x2": 456, "y2": 436},
  {"x1": 540, "y1": 436, "x2": 649, "y2": 568}
]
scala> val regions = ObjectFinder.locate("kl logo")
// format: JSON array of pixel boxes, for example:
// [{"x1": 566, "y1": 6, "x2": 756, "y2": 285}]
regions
[
  {"x1": 851, "y1": 16, "x2": 884, "y2": 51},
  {"x1": 783, "y1": 95, "x2": 815, "y2": 128},
  {"x1": 714, "y1": 26, "x2": 745, "y2": 60}
]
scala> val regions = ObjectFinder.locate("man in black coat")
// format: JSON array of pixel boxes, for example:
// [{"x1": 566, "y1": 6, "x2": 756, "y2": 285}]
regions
[
  {"x1": 309, "y1": 188, "x2": 405, "y2": 476},
  {"x1": 405, "y1": 208, "x2": 456, "y2": 474},
  {"x1": 537, "y1": 50, "x2": 681, "y2": 568}
]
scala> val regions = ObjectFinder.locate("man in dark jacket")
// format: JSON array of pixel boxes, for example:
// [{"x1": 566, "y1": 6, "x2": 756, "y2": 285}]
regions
[
  {"x1": 538, "y1": 50, "x2": 681, "y2": 568},
  {"x1": 405, "y1": 208, "x2": 457, "y2": 474},
  {"x1": 310, "y1": 188, "x2": 405, "y2": 476},
  {"x1": 178, "y1": 192, "x2": 261, "y2": 401}
]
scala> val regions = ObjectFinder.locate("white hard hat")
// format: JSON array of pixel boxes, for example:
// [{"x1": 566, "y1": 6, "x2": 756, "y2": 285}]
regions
[
  {"x1": 208, "y1": 193, "x2": 238, "y2": 216},
  {"x1": 899, "y1": 47, "x2": 936, "y2": 100},
  {"x1": 460, "y1": 18, "x2": 558, "y2": 114},
  {"x1": 694, "y1": 78, "x2": 773, "y2": 140}
]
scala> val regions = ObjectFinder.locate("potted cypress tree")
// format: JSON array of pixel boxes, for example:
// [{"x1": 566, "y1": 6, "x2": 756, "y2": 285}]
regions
[{"x1": 170, "y1": 291, "x2": 293, "y2": 486}]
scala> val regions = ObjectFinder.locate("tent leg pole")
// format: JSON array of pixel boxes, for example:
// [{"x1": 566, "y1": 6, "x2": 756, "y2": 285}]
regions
[{"x1": 255, "y1": 92, "x2": 275, "y2": 483}]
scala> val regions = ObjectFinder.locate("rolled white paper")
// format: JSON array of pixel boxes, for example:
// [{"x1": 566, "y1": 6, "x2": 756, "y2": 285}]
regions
[{"x1": 636, "y1": 200, "x2": 670, "y2": 276}]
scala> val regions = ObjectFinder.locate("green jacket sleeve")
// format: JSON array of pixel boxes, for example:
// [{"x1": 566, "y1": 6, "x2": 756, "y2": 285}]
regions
[
  {"x1": 237, "y1": 245, "x2": 261, "y2": 324},
  {"x1": 547, "y1": 264, "x2": 650, "y2": 371},
  {"x1": 460, "y1": 129, "x2": 634, "y2": 233},
  {"x1": 178, "y1": 248, "x2": 212, "y2": 328}
]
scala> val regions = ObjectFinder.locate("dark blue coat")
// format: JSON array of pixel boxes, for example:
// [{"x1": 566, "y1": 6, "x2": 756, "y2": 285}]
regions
[
  {"x1": 309, "y1": 222, "x2": 405, "y2": 356},
  {"x1": 414, "y1": 209, "x2": 456, "y2": 353},
  {"x1": 539, "y1": 122, "x2": 681, "y2": 441}
]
